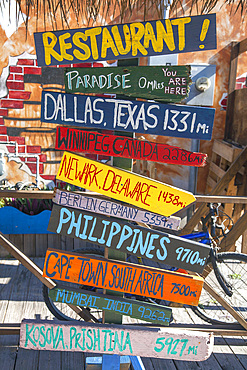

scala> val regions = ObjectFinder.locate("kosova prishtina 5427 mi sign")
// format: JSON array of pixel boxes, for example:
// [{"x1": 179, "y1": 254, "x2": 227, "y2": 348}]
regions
[
  {"x1": 20, "y1": 320, "x2": 214, "y2": 361},
  {"x1": 34, "y1": 14, "x2": 216, "y2": 66},
  {"x1": 55, "y1": 127, "x2": 208, "y2": 167},
  {"x1": 48, "y1": 204, "x2": 210, "y2": 273},
  {"x1": 49, "y1": 285, "x2": 172, "y2": 325},
  {"x1": 43, "y1": 249, "x2": 204, "y2": 305},
  {"x1": 53, "y1": 189, "x2": 181, "y2": 230},
  {"x1": 42, "y1": 91, "x2": 215, "y2": 140},
  {"x1": 56, "y1": 151, "x2": 196, "y2": 217},
  {"x1": 64, "y1": 66, "x2": 191, "y2": 103}
]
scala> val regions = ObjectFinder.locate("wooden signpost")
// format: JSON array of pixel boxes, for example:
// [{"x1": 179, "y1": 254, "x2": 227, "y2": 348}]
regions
[
  {"x1": 43, "y1": 249, "x2": 204, "y2": 305},
  {"x1": 48, "y1": 284, "x2": 172, "y2": 325},
  {"x1": 53, "y1": 189, "x2": 181, "y2": 230},
  {"x1": 34, "y1": 14, "x2": 217, "y2": 66},
  {"x1": 56, "y1": 151, "x2": 196, "y2": 217},
  {"x1": 55, "y1": 127, "x2": 208, "y2": 167},
  {"x1": 64, "y1": 66, "x2": 191, "y2": 103},
  {"x1": 20, "y1": 320, "x2": 214, "y2": 361},
  {"x1": 48, "y1": 204, "x2": 210, "y2": 273},
  {"x1": 42, "y1": 91, "x2": 215, "y2": 140}
]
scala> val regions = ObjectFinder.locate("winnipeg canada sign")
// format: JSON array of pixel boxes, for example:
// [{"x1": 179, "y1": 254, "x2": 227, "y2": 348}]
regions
[{"x1": 55, "y1": 127, "x2": 208, "y2": 167}]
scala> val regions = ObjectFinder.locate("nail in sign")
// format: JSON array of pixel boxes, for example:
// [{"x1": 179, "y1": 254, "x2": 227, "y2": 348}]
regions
[
  {"x1": 56, "y1": 151, "x2": 196, "y2": 217},
  {"x1": 43, "y1": 249, "x2": 204, "y2": 306},
  {"x1": 20, "y1": 320, "x2": 214, "y2": 361}
]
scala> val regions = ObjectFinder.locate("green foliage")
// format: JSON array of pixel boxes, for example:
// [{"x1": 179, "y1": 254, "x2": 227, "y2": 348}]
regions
[{"x1": 0, "y1": 182, "x2": 80, "y2": 215}]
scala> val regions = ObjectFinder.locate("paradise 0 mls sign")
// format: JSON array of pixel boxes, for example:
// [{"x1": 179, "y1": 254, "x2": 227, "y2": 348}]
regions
[
  {"x1": 34, "y1": 14, "x2": 216, "y2": 66},
  {"x1": 41, "y1": 91, "x2": 215, "y2": 140}
]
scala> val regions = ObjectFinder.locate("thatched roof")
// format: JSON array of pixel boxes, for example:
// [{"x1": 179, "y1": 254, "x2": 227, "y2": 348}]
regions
[{"x1": 1, "y1": 0, "x2": 246, "y2": 31}]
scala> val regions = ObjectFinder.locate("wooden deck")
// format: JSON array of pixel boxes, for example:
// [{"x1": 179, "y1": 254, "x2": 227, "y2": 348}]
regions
[{"x1": 0, "y1": 258, "x2": 247, "y2": 369}]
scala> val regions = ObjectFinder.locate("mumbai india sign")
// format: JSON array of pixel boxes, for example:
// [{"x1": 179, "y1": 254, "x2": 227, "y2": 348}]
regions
[
  {"x1": 42, "y1": 91, "x2": 215, "y2": 140},
  {"x1": 56, "y1": 151, "x2": 196, "y2": 216},
  {"x1": 48, "y1": 204, "x2": 210, "y2": 273},
  {"x1": 53, "y1": 189, "x2": 181, "y2": 230},
  {"x1": 64, "y1": 66, "x2": 191, "y2": 103},
  {"x1": 20, "y1": 320, "x2": 214, "y2": 361},
  {"x1": 55, "y1": 127, "x2": 207, "y2": 167},
  {"x1": 43, "y1": 249, "x2": 204, "y2": 305},
  {"x1": 34, "y1": 14, "x2": 217, "y2": 66},
  {"x1": 49, "y1": 285, "x2": 172, "y2": 325}
]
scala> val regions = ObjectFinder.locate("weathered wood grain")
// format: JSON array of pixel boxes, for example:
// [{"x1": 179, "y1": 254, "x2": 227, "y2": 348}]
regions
[
  {"x1": 55, "y1": 127, "x2": 207, "y2": 167},
  {"x1": 20, "y1": 319, "x2": 214, "y2": 361},
  {"x1": 48, "y1": 285, "x2": 172, "y2": 325},
  {"x1": 56, "y1": 151, "x2": 196, "y2": 217},
  {"x1": 48, "y1": 204, "x2": 210, "y2": 273},
  {"x1": 53, "y1": 189, "x2": 181, "y2": 230},
  {"x1": 43, "y1": 248, "x2": 204, "y2": 306}
]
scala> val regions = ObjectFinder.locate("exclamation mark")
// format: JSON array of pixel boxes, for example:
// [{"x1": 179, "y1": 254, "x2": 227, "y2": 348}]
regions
[{"x1": 199, "y1": 19, "x2": 210, "y2": 49}]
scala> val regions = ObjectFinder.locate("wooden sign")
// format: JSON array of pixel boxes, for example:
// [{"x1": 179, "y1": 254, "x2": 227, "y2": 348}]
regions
[
  {"x1": 56, "y1": 151, "x2": 196, "y2": 217},
  {"x1": 42, "y1": 91, "x2": 215, "y2": 140},
  {"x1": 34, "y1": 14, "x2": 217, "y2": 66},
  {"x1": 53, "y1": 189, "x2": 181, "y2": 230},
  {"x1": 55, "y1": 127, "x2": 207, "y2": 167},
  {"x1": 48, "y1": 204, "x2": 210, "y2": 273},
  {"x1": 64, "y1": 66, "x2": 191, "y2": 103},
  {"x1": 43, "y1": 249, "x2": 204, "y2": 305},
  {"x1": 20, "y1": 320, "x2": 214, "y2": 361},
  {"x1": 49, "y1": 285, "x2": 172, "y2": 325}
]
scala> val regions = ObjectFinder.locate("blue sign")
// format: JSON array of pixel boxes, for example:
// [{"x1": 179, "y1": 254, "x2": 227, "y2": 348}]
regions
[
  {"x1": 34, "y1": 14, "x2": 217, "y2": 66},
  {"x1": 41, "y1": 91, "x2": 215, "y2": 140}
]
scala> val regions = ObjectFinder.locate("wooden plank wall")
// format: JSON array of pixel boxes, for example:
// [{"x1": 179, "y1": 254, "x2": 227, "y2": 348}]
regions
[{"x1": 0, "y1": 234, "x2": 87, "y2": 258}]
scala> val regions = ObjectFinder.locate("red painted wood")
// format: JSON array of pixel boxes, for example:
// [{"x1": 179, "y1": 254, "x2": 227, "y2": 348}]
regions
[{"x1": 55, "y1": 127, "x2": 207, "y2": 167}]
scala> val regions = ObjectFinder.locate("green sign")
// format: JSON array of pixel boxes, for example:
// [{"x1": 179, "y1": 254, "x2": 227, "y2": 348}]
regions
[
  {"x1": 49, "y1": 285, "x2": 172, "y2": 325},
  {"x1": 64, "y1": 66, "x2": 191, "y2": 103}
]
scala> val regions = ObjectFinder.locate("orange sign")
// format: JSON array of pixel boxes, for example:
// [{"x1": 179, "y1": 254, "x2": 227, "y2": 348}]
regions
[
  {"x1": 56, "y1": 151, "x2": 196, "y2": 217},
  {"x1": 43, "y1": 249, "x2": 204, "y2": 306}
]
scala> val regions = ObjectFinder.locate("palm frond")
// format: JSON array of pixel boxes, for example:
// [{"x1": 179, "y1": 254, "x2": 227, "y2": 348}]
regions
[{"x1": 2, "y1": 0, "x2": 246, "y2": 31}]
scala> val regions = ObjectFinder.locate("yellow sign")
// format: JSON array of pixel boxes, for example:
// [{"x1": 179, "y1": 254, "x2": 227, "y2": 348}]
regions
[{"x1": 56, "y1": 152, "x2": 195, "y2": 216}]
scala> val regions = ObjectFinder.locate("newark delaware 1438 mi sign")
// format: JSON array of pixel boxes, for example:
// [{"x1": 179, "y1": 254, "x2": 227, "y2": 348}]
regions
[
  {"x1": 34, "y1": 14, "x2": 216, "y2": 66},
  {"x1": 56, "y1": 151, "x2": 196, "y2": 216}
]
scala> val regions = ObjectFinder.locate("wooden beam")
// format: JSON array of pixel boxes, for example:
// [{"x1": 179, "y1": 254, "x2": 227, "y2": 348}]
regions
[
  {"x1": 1, "y1": 324, "x2": 246, "y2": 336},
  {"x1": 203, "y1": 280, "x2": 247, "y2": 330},
  {"x1": 219, "y1": 211, "x2": 247, "y2": 252},
  {"x1": 0, "y1": 190, "x2": 246, "y2": 204},
  {"x1": 180, "y1": 146, "x2": 247, "y2": 235},
  {"x1": 0, "y1": 232, "x2": 97, "y2": 322}
]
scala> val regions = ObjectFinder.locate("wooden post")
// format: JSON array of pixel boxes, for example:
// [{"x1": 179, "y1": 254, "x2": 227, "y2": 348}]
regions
[
  {"x1": 0, "y1": 232, "x2": 96, "y2": 322},
  {"x1": 180, "y1": 146, "x2": 247, "y2": 235}
]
